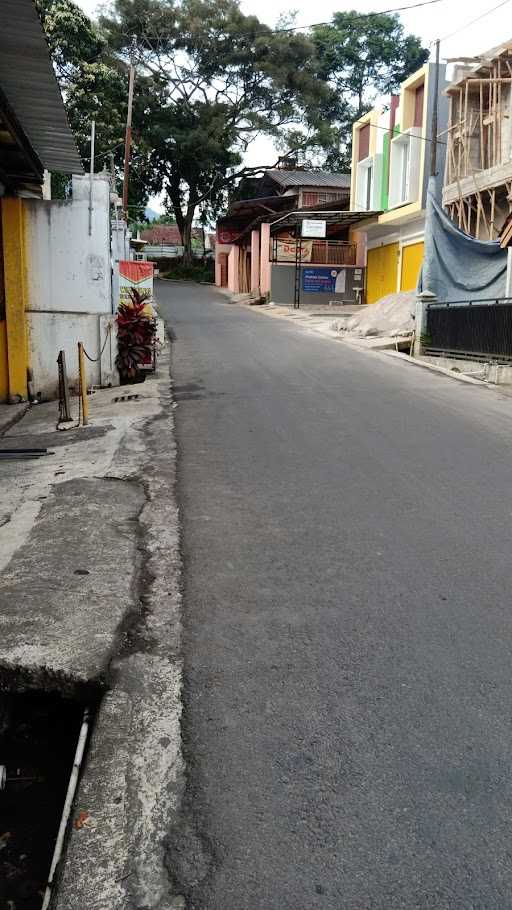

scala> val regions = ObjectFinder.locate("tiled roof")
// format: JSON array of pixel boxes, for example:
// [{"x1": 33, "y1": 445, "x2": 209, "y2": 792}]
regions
[
  {"x1": 141, "y1": 225, "x2": 203, "y2": 244},
  {"x1": 265, "y1": 170, "x2": 351, "y2": 189}
]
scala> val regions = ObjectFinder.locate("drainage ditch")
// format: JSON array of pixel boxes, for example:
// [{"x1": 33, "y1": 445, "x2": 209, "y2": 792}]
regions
[{"x1": 0, "y1": 692, "x2": 91, "y2": 909}]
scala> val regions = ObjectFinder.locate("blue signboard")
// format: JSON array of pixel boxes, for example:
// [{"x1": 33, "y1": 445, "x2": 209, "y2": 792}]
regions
[{"x1": 302, "y1": 267, "x2": 346, "y2": 294}]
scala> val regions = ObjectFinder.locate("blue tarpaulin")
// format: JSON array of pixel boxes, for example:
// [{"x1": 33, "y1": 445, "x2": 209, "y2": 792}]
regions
[{"x1": 419, "y1": 179, "x2": 507, "y2": 301}]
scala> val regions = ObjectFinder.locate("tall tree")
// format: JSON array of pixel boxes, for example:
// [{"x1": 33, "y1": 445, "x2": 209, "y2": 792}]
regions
[
  {"x1": 305, "y1": 11, "x2": 429, "y2": 170},
  {"x1": 99, "y1": 0, "x2": 330, "y2": 262},
  {"x1": 36, "y1": 0, "x2": 158, "y2": 214}
]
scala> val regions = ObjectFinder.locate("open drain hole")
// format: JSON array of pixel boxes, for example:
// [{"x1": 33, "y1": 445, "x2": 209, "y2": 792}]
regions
[{"x1": 0, "y1": 692, "x2": 92, "y2": 909}]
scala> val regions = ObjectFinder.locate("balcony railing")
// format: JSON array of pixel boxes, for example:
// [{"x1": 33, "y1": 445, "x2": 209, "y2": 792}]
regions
[{"x1": 271, "y1": 238, "x2": 357, "y2": 266}]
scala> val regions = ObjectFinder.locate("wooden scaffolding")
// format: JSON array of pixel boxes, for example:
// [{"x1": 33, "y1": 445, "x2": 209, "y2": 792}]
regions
[{"x1": 443, "y1": 42, "x2": 512, "y2": 240}]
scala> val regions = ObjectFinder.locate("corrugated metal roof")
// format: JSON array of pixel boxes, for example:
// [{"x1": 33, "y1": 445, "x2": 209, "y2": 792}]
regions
[
  {"x1": 269, "y1": 209, "x2": 381, "y2": 232},
  {"x1": 265, "y1": 170, "x2": 351, "y2": 189},
  {"x1": 0, "y1": 0, "x2": 83, "y2": 174}
]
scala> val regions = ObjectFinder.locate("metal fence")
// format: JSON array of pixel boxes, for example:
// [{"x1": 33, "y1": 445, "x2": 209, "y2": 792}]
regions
[
  {"x1": 425, "y1": 298, "x2": 512, "y2": 360},
  {"x1": 271, "y1": 237, "x2": 357, "y2": 266}
]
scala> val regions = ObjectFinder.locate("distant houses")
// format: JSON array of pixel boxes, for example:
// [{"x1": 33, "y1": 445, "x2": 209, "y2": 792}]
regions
[
  {"x1": 214, "y1": 167, "x2": 371, "y2": 305},
  {"x1": 140, "y1": 224, "x2": 214, "y2": 259}
]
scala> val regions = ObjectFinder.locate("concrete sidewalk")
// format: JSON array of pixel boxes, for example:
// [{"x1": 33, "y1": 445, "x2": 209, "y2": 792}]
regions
[{"x1": 0, "y1": 351, "x2": 185, "y2": 909}]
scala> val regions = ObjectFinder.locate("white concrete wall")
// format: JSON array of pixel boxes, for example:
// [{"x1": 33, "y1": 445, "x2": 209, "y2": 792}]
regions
[
  {"x1": 27, "y1": 312, "x2": 117, "y2": 399},
  {"x1": 24, "y1": 174, "x2": 118, "y2": 399}
]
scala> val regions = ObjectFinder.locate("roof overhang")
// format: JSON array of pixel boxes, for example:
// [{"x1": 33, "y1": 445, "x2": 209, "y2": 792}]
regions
[
  {"x1": 0, "y1": 85, "x2": 44, "y2": 194},
  {"x1": 0, "y1": 0, "x2": 83, "y2": 185},
  {"x1": 224, "y1": 194, "x2": 297, "y2": 221},
  {"x1": 269, "y1": 209, "x2": 382, "y2": 233}
]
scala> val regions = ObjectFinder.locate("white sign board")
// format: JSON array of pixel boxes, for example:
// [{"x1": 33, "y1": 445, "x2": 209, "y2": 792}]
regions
[{"x1": 302, "y1": 219, "x2": 326, "y2": 239}]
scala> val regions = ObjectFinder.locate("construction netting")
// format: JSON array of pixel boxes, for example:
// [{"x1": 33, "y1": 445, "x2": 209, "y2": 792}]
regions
[{"x1": 420, "y1": 179, "x2": 508, "y2": 302}]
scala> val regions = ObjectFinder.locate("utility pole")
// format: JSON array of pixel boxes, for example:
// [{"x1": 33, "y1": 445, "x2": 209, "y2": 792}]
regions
[
  {"x1": 122, "y1": 35, "x2": 137, "y2": 221},
  {"x1": 430, "y1": 38, "x2": 441, "y2": 178},
  {"x1": 88, "y1": 120, "x2": 95, "y2": 236},
  {"x1": 110, "y1": 152, "x2": 116, "y2": 195}
]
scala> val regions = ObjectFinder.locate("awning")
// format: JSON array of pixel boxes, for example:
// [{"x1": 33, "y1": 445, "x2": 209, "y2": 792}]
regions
[
  {"x1": 269, "y1": 209, "x2": 382, "y2": 233},
  {"x1": 0, "y1": 0, "x2": 83, "y2": 176}
]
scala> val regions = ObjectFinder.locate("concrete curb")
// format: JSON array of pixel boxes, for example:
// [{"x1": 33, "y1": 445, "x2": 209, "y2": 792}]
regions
[
  {"x1": 384, "y1": 351, "x2": 488, "y2": 385},
  {"x1": 54, "y1": 347, "x2": 186, "y2": 910},
  {"x1": 0, "y1": 401, "x2": 30, "y2": 435},
  {"x1": 158, "y1": 277, "x2": 215, "y2": 286}
]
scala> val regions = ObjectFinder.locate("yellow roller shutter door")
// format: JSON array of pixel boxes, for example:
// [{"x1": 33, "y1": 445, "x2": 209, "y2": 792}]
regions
[
  {"x1": 366, "y1": 243, "x2": 399, "y2": 305},
  {"x1": 400, "y1": 241, "x2": 424, "y2": 292}
]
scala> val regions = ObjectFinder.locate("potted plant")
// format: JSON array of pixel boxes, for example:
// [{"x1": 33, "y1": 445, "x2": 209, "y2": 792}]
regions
[{"x1": 116, "y1": 288, "x2": 157, "y2": 383}]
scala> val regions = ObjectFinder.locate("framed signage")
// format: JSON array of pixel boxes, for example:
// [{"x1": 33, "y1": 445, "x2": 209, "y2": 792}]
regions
[
  {"x1": 303, "y1": 267, "x2": 346, "y2": 294},
  {"x1": 301, "y1": 219, "x2": 326, "y2": 239}
]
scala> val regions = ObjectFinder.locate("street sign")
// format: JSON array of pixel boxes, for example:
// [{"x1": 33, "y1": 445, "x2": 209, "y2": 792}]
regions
[{"x1": 301, "y1": 219, "x2": 326, "y2": 239}]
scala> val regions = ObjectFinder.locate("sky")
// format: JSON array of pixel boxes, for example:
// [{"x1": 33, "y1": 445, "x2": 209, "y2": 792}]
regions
[{"x1": 75, "y1": 0, "x2": 512, "y2": 211}]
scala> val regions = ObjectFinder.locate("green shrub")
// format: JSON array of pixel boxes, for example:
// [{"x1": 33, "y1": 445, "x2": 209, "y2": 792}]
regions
[{"x1": 154, "y1": 258, "x2": 214, "y2": 283}]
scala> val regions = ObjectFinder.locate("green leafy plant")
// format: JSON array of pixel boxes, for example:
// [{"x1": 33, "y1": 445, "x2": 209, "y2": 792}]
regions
[
  {"x1": 159, "y1": 258, "x2": 214, "y2": 283},
  {"x1": 116, "y1": 288, "x2": 157, "y2": 382}
]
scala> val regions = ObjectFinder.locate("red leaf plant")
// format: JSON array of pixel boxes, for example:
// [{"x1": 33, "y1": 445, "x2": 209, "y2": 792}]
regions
[{"x1": 116, "y1": 288, "x2": 157, "y2": 382}]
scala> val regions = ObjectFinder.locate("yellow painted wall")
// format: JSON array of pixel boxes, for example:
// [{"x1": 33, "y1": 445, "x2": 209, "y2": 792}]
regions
[
  {"x1": 400, "y1": 241, "x2": 424, "y2": 292},
  {"x1": 1, "y1": 198, "x2": 29, "y2": 401},
  {"x1": 0, "y1": 212, "x2": 8, "y2": 401},
  {"x1": 0, "y1": 322, "x2": 8, "y2": 401},
  {"x1": 366, "y1": 243, "x2": 399, "y2": 304}
]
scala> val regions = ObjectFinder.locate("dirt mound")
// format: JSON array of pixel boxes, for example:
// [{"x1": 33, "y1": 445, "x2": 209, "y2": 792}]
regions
[{"x1": 333, "y1": 292, "x2": 415, "y2": 337}]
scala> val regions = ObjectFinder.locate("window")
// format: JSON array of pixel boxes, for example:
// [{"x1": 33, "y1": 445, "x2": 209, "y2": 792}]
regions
[
  {"x1": 303, "y1": 192, "x2": 319, "y2": 207},
  {"x1": 388, "y1": 128, "x2": 421, "y2": 208},
  {"x1": 366, "y1": 165, "x2": 373, "y2": 211},
  {"x1": 414, "y1": 84, "x2": 424, "y2": 128},
  {"x1": 303, "y1": 191, "x2": 344, "y2": 207},
  {"x1": 355, "y1": 155, "x2": 382, "y2": 211},
  {"x1": 358, "y1": 124, "x2": 370, "y2": 161}
]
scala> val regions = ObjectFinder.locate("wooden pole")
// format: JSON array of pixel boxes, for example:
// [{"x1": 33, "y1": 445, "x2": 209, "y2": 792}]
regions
[
  {"x1": 122, "y1": 36, "x2": 137, "y2": 221},
  {"x1": 479, "y1": 82, "x2": 484, "y2": 169},
  {"x1": 463, "y1": 79, "x2": 469, "y2": 176}
]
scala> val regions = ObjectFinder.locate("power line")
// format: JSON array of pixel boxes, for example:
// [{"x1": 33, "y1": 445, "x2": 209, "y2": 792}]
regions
[
  {"x1": 356, "y1": 119, "x2": 447, "y2": 145},
  {"x1": 268, "y1": 0, "x2": 445, "y2": 34},
  {"x1": 120, "y1": 0, "x2": 445, "y2": 42},
  {"x1": 436, "y1": 0, "x2": 512, "y2": 44},
  {"x1": 82, "y1": 140, "x2": 126, "y2": 163}
]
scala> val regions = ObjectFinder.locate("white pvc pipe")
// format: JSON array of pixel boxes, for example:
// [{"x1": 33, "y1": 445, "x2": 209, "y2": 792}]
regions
[
  {"x1": 41, "y1": 707, "x2": 91, "y2": 910},
  {"x1": 507, "y1": 247, "x2": 512, "y2": 299}
]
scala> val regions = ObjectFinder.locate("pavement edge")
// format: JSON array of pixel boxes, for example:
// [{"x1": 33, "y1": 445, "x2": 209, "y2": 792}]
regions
[{"x1": 53, "y1": 347, "x2": 187, "y2": 910}]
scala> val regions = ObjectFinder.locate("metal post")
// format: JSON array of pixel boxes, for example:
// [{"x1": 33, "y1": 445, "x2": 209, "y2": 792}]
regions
[
  {"x1": 294, "y1": 223, "x2": 302, "y2": 309},
  {"x1": 88, "y1": 120, "x2": 95, "y2": 236},
  {"x1": 122, "y1": 36, "x2": 137, "y2": 221},
  {"x1": 430, "y1": 39, "x2": 441, "y2": 178},
  {"x1": 414, "y1": 290, "x2": 437, "y2": 357},
  {"x1": 57, "y1": 350, "x2": 72, "y2": 423},
  {"x1": 78, "y1": 342, "x2": 89, "y2": 426}
]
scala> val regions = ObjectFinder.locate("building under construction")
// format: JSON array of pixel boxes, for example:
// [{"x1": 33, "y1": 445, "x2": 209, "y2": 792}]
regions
[{"x1": 443, "y1": 41, "x2": 512, "y2": 239}]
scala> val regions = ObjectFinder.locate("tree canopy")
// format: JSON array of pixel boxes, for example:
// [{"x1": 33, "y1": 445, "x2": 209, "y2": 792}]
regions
[
  {"x1": 38, "y1": 0, "x2": 429, "y2": 256},
  {"x1": 98, "y1": 0, "x2": 330, "y2": 259},
  {"x1": 305, "y1": 11, "x2": 429, "y2": 170},
  {"x1": 36, "y1": 0, "x2": 160, "y2": 214}
]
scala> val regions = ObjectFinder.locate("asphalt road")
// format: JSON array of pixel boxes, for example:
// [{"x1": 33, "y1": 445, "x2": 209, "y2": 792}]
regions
[{"x1": 158, "y1": 280, "x2": 512, "y2": 910}]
